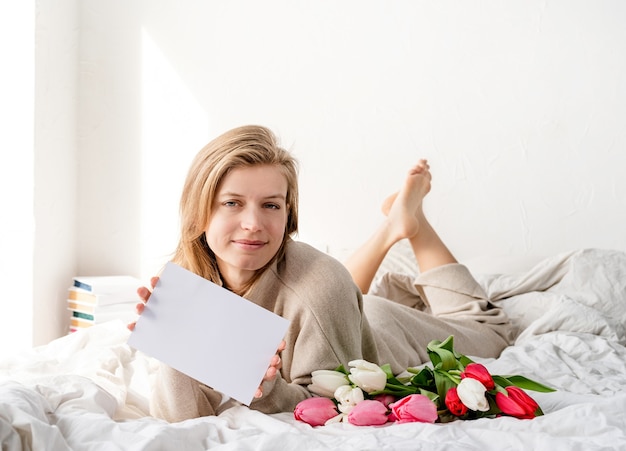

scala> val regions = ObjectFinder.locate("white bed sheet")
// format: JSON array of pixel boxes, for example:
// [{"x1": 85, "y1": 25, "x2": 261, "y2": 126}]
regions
[{"x1": 1, "y1": 248, "x2": 626, "y2": 450}]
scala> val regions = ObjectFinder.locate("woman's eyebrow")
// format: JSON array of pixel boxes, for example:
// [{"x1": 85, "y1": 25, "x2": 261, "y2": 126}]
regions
[
  {"x1": 264, "y1": 194, "x2": 287, "y2": 201},
  {"x1": 219, "y1": 191, "x2": 286, "y2": 200}
]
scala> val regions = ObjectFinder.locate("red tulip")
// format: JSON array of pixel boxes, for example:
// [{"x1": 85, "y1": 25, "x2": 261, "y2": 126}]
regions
[
  {"x1": 294, "y1": 397, "x2": 339, "y2": 426},
  {"x1": 495, "y1": 386, "x2": 539, "y2": 419},
  {"x1": 389, "y1": 394, "x2": 438, "y2": 424},
  {"x1": 445, "y1": 387, "x2": 468, "y2": 416},
  {"x1": 347, "y1": 400, "x2": 389, "y2": 426},
  {"x1": 461, "y1": 363, "x2": 495, "y2": 390}
]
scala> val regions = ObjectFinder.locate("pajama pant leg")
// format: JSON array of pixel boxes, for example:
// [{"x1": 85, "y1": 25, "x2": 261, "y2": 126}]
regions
[{"x1": 364, "y1": 263, "x2": 513, "y2": 373}]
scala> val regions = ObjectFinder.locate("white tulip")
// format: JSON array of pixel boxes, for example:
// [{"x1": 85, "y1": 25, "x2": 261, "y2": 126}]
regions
[
  {"x1": 456, "y1": 378, "x2": 490, "y2": 412},
  {"x1": 324, "y1": 413, "x2": 346, "y2": 425},
  {"x1": 347, "y1": 360, "x2": 387, "y2": 393},
  {"x1": 334, "y1": 385, "x2": 365, "y2": 414},
  {"x1": 307, "y1": 370, "x2": 350, "y2": 398}
]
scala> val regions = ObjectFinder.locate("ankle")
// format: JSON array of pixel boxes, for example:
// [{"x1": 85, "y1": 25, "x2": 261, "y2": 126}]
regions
[{"x1": 377, "y1": 218, "x2": 413, "y2": 247}]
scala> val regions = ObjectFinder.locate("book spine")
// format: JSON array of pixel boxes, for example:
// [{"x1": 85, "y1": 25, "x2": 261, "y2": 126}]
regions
[
  {"x1": 70, "y1": 317, "x2": 93, "y2": 328},
  {"x1": 71, "y1": 310, "x2": 95, "y2": 321},
  {"x1": 73, "y1": 280, "x2": 93, "y2": 291},
  {"x1": 67, "y1": 300, "x2": 96, "y2": 314}
]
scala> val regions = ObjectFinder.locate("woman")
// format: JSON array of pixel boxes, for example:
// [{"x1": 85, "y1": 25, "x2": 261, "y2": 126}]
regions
[{"x1": 131, "y1": 125, "x2": 513, "y2": 422}]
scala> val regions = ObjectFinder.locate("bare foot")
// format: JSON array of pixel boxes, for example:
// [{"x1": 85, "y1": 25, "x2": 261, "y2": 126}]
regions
[{"x1": 381, "y1": 160, "x2": 431, "y2": 240}]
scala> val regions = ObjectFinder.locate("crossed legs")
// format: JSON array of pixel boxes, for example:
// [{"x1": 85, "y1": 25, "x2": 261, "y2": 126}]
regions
[{"x1": 343, "y1": 160, "x2": 457, "y2": 294}]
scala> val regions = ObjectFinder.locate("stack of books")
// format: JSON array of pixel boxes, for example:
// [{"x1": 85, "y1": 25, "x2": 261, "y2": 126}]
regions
[{"x1": 67, "y1": 275, "x2": 143, "y2": 333}]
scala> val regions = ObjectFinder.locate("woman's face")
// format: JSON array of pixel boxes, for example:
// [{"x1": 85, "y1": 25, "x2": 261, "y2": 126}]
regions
[{"x1": 205, "y1": 164, "x2": 289, "y2": 291}]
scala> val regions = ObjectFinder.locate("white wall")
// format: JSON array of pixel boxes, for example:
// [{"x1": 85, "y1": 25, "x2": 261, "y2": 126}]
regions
[
  {"x1": 90, "y1": 0, "x2": 626, "y2": 268},
  {"x1": 7, "y1": 1, "x2": 626, "y2": 352},
  {"x1": 32, "y1": 0, "x2": 79, "y2": 349},
  {"x1": 0, "y1": 2, "x2": 35, "y2": 358}
]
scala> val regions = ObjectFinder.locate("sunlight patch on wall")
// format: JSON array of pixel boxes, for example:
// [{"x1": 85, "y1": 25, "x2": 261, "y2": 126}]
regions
[{"x1": 141, "y1": 28, "x2": 209, "y2": 280}]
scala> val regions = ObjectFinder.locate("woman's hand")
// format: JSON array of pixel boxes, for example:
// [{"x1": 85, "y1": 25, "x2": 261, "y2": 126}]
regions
[
  {"x1": 254, "y1": 340, "x2": 287, "y2": 398},
  {"x1": 127, "y1": 276, "x2": 159, "y2": 331}
]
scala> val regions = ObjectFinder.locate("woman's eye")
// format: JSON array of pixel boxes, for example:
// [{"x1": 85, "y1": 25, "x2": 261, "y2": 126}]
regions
[
  {"x1": 223, "y1": 201, "x2": 239, "y2": 207},
  {"x1": 264, "y1": 203, "x2": 280, "y2": 210}
]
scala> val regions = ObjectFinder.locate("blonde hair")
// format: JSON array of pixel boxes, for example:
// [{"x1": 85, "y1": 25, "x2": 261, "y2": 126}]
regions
[{"x1": 173, "y1": 125, "x2": 299, "y2": 293}]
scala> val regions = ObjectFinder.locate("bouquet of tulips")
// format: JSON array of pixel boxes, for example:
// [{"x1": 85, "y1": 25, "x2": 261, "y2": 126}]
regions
[{"x1": 294, "y1": 336, "x2": 555, "y2": 427}]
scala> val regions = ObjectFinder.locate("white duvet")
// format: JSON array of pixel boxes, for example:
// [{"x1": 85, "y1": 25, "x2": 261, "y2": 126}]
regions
[{"x1": 1, "y1": 248, "x2": 626, "y2": 450}]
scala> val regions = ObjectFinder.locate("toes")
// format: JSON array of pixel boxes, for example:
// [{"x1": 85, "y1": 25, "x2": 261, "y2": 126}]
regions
[{"x1": 410, "y1": 159, "x2": 429, "y2": 174}]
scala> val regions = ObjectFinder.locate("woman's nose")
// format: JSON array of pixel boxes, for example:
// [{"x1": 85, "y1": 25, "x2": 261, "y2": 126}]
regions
[{"x1": 240, "y1": 207, "x2": 262, "y2": 231}]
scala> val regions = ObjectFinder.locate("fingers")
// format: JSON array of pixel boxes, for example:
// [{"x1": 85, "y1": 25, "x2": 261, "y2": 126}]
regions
[
  {"x1": 129, "y1": 276, "x2": 160, "y2": 332},
  {"x1": 271, "y1": 353, "x2": 282, "y2": 370},
  {"x1": 265, "y1": 365, "x2": 278, "y2": 380},
  {"x1": 259, "y1": 341, "x2": 284, "y2": 383},
  {"x1": 262, "y1": 355, "x2": 281, "y2": 382},
  {"x1": 128, "y1": 303, "x2": 143, "y2": 331},
  {"x1": 137, "y1": 276, "x2": 159, "y2": 302},
  {"x1": 137, "y1": 286, "x2": 151, "y2": 302},
  {"x1": 255, "y1": 367, "x2": 277, "y2": 399},
  {"x1": 129, "y1": 300, "x2": 145, "y2": 331},
  {"x1": 255, "y1": 352, "x2": 283, "y2": 399}
]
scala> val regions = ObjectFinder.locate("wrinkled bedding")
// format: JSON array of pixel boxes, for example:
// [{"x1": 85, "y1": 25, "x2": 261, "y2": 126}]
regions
[{"x1": 1, "y1": 248, "x2": 626, "y2": 450}]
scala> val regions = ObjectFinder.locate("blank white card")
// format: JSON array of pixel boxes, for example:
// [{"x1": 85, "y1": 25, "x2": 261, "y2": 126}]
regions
[{"x1": 127, "y1": 262, "x2": 290, "y2": 405}]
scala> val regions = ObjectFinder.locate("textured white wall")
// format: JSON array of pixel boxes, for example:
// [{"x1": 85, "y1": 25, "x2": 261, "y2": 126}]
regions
[{"x1": 13, "y1": 1, "x2": 626, "y2": 350}]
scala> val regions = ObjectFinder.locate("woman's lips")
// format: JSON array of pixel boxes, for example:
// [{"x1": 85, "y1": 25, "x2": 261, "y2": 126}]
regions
[{"x1": 233, "y1": 239, "x2": 266, "y2": 249}]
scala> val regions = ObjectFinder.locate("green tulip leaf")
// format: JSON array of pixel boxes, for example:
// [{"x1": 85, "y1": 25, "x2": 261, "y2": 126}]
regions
[
  {"x1": 493, "y1": 375, "x2": 556, "y2": 393},
  {"x1": 427, "y1": 336, "x2": 459, "y2": 371},
  {"x1": 433, "y1": 369, "x2": 458, "y2": 408},
  {"x1": 380, "y1": 363, "x2": 394, "y2": 379},
  {"x1": 410, "y1": 367, "x2": 435, "y2": 390},
  {"x1": 418, "y1": 389, "x2": 439, "y2": 403}
]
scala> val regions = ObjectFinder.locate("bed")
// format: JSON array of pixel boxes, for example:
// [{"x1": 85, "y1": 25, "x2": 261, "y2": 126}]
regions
[{"x1": 1, "y1": 247, "x2": 626, "y2": 450}]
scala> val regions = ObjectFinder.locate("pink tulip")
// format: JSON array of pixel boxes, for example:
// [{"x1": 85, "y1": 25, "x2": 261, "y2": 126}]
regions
[
  {"x1": 294, "y1": 397, "x2": 339, "y2": 426},
  {"x1": 495, "y1": 386, "x2": 539, "y2": 419},
  {"x1": 461, "y1": 363, "x2": 495, "y2": 390},
  {"x1": 389, "y1": 394, "x2": 438, "y2": 424},
  {"x1": 347, "y1": 400, "x2": 389, "y2": 426},
  {"x1": 373, "y1": 394, "x2": 397, "y2": 408},
  {"x1": 445, "y1": 387, "x2": 468, "y2": 416}
]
